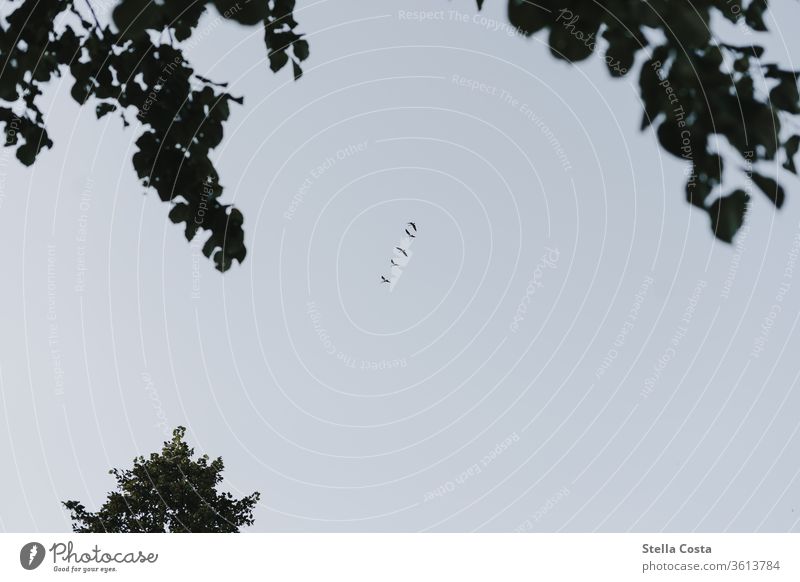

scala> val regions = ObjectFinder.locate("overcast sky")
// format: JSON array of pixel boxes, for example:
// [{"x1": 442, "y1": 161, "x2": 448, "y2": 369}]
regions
[{"x1": 2, "y1": 0, "x2": 800, "y2": 532}]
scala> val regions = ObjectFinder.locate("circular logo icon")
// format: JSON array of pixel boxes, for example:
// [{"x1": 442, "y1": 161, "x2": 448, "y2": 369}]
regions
[{"x1": 20, "y1": 542, "x2": 45, "y2": 570}]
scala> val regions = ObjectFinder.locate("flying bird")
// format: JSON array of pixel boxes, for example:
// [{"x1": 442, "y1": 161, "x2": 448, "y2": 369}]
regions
[
  {"x1": 407, "y1": 222, "x2": 417, "y2": 231},
  {"x1": 380, "y1": 276, "x2": 391, "y2": 284},
  {"x1": 405, "y1": 229, "x2": 416, "y2": 238},
  {"x1": 390, "y1": 259, "x2": 399, "y2": 266},
  {"x1": 395, "y1": 247, "x2": 408, "y2": 257}
]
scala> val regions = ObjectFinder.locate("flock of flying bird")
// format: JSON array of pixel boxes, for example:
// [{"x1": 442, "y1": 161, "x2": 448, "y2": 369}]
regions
[{"x1": 381, "y1": 222, "x2": 417, "y2": 284}]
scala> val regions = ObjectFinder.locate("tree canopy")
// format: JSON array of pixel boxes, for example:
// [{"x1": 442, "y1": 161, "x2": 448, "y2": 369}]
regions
[
  {"x1": 63, "y1": 427, "x2": 260, "y2": 532},
  {"x1": 1, "y1": 0, "x2": 797, "y2": 269}
]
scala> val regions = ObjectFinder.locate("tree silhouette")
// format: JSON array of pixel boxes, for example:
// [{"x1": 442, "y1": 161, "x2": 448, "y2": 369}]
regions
[
  {"x1": 1, "y1": 0, "x2": 797, "y2": 268},
  {"x1": 63, "y1": 427, "x2": 260, "y2": 532}
]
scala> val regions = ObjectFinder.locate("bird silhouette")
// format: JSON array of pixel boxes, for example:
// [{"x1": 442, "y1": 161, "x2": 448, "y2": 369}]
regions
[
  {"x1": 390, "y1": 259, "x2": 399, "y2": 266},
  {"x1": 395, "y1": 247, "x2": 408, "y2": 257},
  {"x1": 405, "y1": 229, "x2": 416, "y2": 238},
  {"x1": 407, "y1": 222, "x2": 417, "y2": 231},
  {"x1": 380, "y1": 276, "x2": 391, "y2": 284}
]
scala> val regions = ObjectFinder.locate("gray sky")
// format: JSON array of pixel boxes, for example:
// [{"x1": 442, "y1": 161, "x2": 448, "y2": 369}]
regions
[{"x1": 1, "y1": 0, "x2": 800, "y2": 532}]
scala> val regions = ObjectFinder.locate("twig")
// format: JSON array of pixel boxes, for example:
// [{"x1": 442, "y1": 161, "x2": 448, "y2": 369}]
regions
[{"x1": 83, "y1": 0, "x2": 101, "y2": 30}]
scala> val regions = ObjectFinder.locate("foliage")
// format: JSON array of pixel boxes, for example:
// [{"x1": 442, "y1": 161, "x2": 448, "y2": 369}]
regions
[
  {"x1": 0, "y1": 0, "x2": 307, "y2": 271},
  {"x1": 506, "y1": 0, "x2": 798, "y2": 242},
  {"x1": 1, "y1": 0, "x2": 798, "y2": 268},
  {"x1": 63, "y1": 427, "x2": 260, "y2": 532}
]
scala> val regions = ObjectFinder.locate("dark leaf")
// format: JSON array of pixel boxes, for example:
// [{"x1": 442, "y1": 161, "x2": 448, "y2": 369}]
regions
[
  {"x1": 293, "y1": 38, "x2": 310, "y2": 61},
  {"x1": 769, "y1": 76, "x2": 800, "y2": 114},
  {"x1": 783, "y1": 135, "x2": 800, "y2": 174},
  {"x1": 96, "y1": 103, "x2": 117, "y2": 119},
  {"x1": 507, "y1": 0, "x2": 553, "y2": 36},
  {"x1": 268, "y1": 49, "x2": 289, "y2": 73},
  {"x1": 709, "y1": 189, "x2": 749, "y2": 243},
  {"x1": 745, "y1": 0, "x2": 768, "y2": 31},
  {"x1": 751, "y1": 171, "x2": 786, "y2": 208}
]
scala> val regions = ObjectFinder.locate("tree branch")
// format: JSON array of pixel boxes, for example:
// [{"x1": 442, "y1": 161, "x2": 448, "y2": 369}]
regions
[{"x1": 83, "y1": 0, "x2": 101, "y2": 27}]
